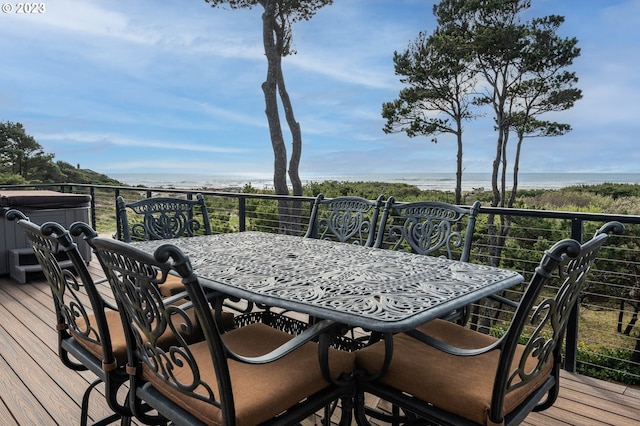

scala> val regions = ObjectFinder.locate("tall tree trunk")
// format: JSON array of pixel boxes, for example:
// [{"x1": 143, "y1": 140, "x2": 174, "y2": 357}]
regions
[
  {"x1": 262, "y1": 6, "x2": 287, "y2": 197},
  {"x1": 488, "y1": 121, "x2": 505, "y2": 266},
  {"x1": 479, "y1": 113, "x2": 509, "y2": 333},
  {"x1": 277, "y1": 63, "x2": 303, "y2": 234},
  {"x1": 508, "y1": 133, "x2": 524, "y2": 208},
  {"x1": 261, "y1": 3, "x2": 292, "y2": 232},
  {"x1": 207, "y1": 0, "x2": 330, "y2": 234},
  {"x1": 631, "y1": 335, "x2": 640, "y2": 364},
  {"x1": 455, "y1": 123, "x2": 463, "y2": 205}
]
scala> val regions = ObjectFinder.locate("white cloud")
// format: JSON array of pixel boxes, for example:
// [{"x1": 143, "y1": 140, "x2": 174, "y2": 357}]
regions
[
  {"x1": 1, "y1": 0, "x2": 638, "y2": 177},
  {"x1": 40, "y1": 132, "x2": 247, "y2": 154}
]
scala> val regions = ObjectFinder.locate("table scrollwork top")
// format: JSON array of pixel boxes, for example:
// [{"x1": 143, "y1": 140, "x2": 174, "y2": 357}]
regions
[{"x1": 133, "y1": 232, "x2": 523, "y2": 333}]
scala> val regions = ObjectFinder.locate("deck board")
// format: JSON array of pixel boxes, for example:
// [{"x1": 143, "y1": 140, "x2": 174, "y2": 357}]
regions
[{"x1": 1, "y1": 271, "x2": 638, "y2": 425}]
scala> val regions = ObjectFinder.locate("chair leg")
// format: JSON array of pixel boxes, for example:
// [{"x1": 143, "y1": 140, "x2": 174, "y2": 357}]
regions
[
  {"x1": 337, "y1": 396, "x2": 354, "y2": 426},
  {"x1": 80, "y1": 377, "x2": 130, "y2": 426},
  {"x1": 392, "y1": 404, "x2": 400, "y2": 426},
  {"x1": 81, "y1": 378, "x2": 102, "y2": 426},
  {"x1": 91, "y1": 413, "x2": 126, "y2": 426},
  {"x1": 322, "y1": 402, "x2": 333, "y2": 425},
  {"x1": 353, "y1": 390, "x2": 373, "y2": 426}
]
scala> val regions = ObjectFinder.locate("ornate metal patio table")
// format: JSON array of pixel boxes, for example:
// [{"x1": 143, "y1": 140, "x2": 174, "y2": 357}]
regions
[{"x1": 132, "y1": 231, "x2": 523, "y2": 333}]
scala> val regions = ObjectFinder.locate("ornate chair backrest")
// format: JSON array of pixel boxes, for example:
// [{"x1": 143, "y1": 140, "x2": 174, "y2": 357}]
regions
[
  {"x1": 305, "y1": 193, "x2": 385, "y2": 247},
  {"x1": 5, "y1": 210, "x2": 116, "y2": 370},
  {"x1": 116, "y1": 193, "x2": 212, "y2": 242},
  {"x1": 374, "y1": 198, "x2": 481, "y2": 262},
  {"x1": 86, "y1": 235, "x2": 236, "y2": 424},
  {"x1": 490, "y1": 221, "x2": 624, "y2": 421}
]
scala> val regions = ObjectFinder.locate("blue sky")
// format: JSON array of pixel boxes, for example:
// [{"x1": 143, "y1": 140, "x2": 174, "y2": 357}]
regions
[{"x1": 1, "y1": 0, "x2": 639, "y2": 181}]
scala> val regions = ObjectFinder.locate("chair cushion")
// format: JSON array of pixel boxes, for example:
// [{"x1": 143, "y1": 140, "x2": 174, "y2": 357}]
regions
[
  {"x1": 158, "y1": 273, "x2": 186, "y2": 297},
  {"x1": 356, "y1": 319, "x2": 554, "y2": 425},
  {"x1": 70, "y1": 310, "x2": 128, "y2": 368},
  {"x1": 142, "y1": 322, "x2": 356, "y2": 426},
  {"x1": 72, "y1": 306, "x2": 235, "y2": 368},
  {"x1": 156, "y1": 274, "x2": 236, "y2": 330}
]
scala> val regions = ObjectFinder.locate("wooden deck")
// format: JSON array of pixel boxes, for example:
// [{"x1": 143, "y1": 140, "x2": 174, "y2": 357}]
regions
[{"x1": 1, "y1": 267, "x2": 639, "y2": 425}]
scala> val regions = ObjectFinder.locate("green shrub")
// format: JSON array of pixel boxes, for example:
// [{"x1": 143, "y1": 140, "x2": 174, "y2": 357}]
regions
[{"x1": 576, "y1": 343, "x2": 640, "y2": 385}]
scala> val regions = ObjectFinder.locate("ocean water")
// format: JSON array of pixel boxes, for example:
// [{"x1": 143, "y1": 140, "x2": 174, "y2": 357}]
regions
[{"x1": 109, "y1": 172, "x2": 640, "y2": 192}]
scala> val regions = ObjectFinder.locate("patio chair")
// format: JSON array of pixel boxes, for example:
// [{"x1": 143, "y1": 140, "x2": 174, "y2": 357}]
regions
[
  {"x1": 373, "y1": 197, "x2": 481, "y2": 262},
  {"x1": 5, "y1": 209, "x2": 132, "y2": 426},
  {"x1": 116, "y1": 193, "x2": 212, "y2": 243},
  {"x1": 301, "y1": 193, "x2": 386, "y2": 349},
  {"x1": 305, "y1": 193, "x2": 385, "y2": 247},
  {"x1": 116, "y1": 193, "x2": 212, "y2": 297},
  {"x1": 373, "y1": 197, "x2": 481, "y2": 324},
  {"x1": 85, "y1": 233, "x2": 357, "y2": 426},
  {"x1": 355, "y1": 221, "x2": 624, "y2": 426}
]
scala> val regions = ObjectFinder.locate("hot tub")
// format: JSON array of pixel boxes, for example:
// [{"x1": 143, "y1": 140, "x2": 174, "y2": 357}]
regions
[{"x1": 0, "y1": 190, "x2": 92, "y2": 282}]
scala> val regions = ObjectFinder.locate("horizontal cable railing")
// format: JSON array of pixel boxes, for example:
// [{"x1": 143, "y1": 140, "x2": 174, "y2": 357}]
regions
[
  {"x1": 472, "y1": 210, "x2": 640, "y2": 385},
  {"x1": 2, "y1": 183, "x2": 639, "y2": 385}
]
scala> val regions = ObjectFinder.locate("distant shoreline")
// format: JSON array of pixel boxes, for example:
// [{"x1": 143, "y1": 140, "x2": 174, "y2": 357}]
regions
[{"x1": 109, "y1": 172, "x2": 640, "y2": 192}]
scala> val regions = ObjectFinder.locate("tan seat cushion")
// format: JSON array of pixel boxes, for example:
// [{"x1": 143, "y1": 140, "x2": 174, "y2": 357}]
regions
[
  {"x1": 143, "y1": 322, "x2": 356, "y2": 426},
  {"x1": 157, "y1": 273, "x2": 186, "y2": 297},
  {"x1": 71, "y1": 306, "x2": 235, "y2": 369},
  {"x1": 70, "y1": 310, "x2": 128, "y2": 368},
  {"x1": 157, "y1": 274, "x2": 235, "y2": 331},
  {"x1": 356, "y1": 319, "x2": 554, "y2": 425}
]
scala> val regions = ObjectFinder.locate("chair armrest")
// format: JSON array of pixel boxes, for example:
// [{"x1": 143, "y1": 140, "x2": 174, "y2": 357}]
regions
[
  {"x1": 162, "y1": 291, "x2": 191, "y2": 306},
  {"x1": 404, "y1": 327, "x2": 502, "y2": 357},
  {"x1": 487, "y1": 292, "x2": 520, "y2": 308},
  {"x1": 225, "y1": 319, "x2": 340, "y2": 365},
  {"x1": 225, "y1": 318, "x2": 351, "y2": 385}
]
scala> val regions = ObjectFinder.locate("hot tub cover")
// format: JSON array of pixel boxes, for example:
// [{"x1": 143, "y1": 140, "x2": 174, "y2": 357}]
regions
[{"x1": 0, "y1": 190, "x2": 91, "y2": 209}]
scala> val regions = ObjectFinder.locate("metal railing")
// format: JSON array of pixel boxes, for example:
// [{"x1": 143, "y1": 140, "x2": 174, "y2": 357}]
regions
[{"x1": 3, "y1": 182, "x2": 640, "y2": 384}]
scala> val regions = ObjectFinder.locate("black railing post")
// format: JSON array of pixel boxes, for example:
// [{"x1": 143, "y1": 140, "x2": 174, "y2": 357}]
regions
[
  {"x1": 238, "y1": 196, "x2": 246, "y2": 232},
  {"x1": 90, "y1": 187, "x2": 97, "y2": 230},
  {"x1": 115, "y1": 189, "x2": 121, "y2": 241},
  {"x1": 186, "y1": 192, "x2": 194, "y2": 223},
  {"x1": 565, "y1": 218, "x2": 585, "y2": 372}
]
